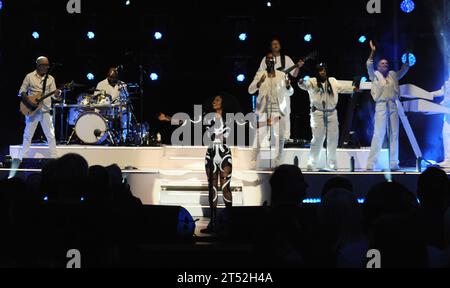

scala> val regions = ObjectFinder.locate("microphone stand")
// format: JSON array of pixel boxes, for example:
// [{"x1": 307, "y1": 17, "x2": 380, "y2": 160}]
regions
[
  {"x1": 138, "y1": 65, "x2": 148, "y2": 146},
  {"x1": 386, "y1": 101, "x2": 392, "y2": 171}
]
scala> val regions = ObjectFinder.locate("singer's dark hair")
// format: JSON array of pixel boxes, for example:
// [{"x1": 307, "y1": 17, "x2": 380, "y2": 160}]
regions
[
  {"x1": 315, "y1": 64, "x2": 334, "y2": 95},
  {"x1": 270, "y1": 37, "x2": 282, "y2": 45},
  {"x1": 204, "y1": 92, "x2": 242, "y2": 116}
]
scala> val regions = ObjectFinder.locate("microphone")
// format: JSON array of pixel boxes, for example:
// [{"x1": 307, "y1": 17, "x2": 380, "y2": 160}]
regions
[{"x1": 115, "y1": 65, "x2": 124, "y2": 71}]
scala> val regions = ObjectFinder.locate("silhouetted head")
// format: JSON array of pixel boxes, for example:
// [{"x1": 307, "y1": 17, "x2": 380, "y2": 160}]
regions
[
  {"x1": 87, "y1": 165, "x2": 110, "y2": 204},
  {"x1": 270, "y1": 165, "x2": 307, "y2": 207},
  {"x1": 318, "y1": 188, "x2": 363, "y2": 248},
  {"x1": 417, "y1": 167, "x2": 450, "y2": 213},
  {"x1": 53, "y1": 153, "x2": 89, "y2": 203},
  {"x1": 321, "y1": 176, "x2": 354, "y2": 199},
  {"x1": 363, "y1": 181, "x2": 418, "y2": 231},
  {"x1": 106, "y1": 164, "x2": 123, "y2": 188}
]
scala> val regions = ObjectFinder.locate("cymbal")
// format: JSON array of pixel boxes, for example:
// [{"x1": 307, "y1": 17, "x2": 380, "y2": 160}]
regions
[
  {"x1": 87, "y1": 88, "x2": 104, "y2": 93},
  {"x1": 58, "y1": 81, "x2": 86, "y2": 88}
]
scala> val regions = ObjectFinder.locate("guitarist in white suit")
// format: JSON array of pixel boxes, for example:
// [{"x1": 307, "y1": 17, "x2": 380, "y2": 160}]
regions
[{"x1": 18, "y1": 56, "x2": 61, "y2": 160}]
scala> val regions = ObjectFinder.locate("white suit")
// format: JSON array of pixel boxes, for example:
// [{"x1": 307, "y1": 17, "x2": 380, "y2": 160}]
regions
[
  {"x1": 258, "y1": 55, "x2": 297, "y2": 139},
  {"x1": 431, "y1": 80, "x2": 450, "y2": 166},
  {"x1": 366, "y1": 59, "x2": 409, "y2": 170},
  {"x1": 299, "y1": 77, "x2": 354, "y2": 169},
  {"x1": 248, "y1": 70, "x2": 294, "y2": 166}
]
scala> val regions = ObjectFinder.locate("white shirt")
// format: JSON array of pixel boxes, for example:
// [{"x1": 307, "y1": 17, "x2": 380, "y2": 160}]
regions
[
  {"x1": 258, "y1": 55, "x2": 296, "y2": 116},
  {"x1": 367, "y1": 59, "x2": 409, "y2": 102},
  {"x1": 18, "y1": 70, "x2": 57, "y2": 112},
  {"x1": 298, "y1": 77, "x2": 354, "y2": 110},
  {"x1": 248, "y1": 70, "x2": 294, "y2": 117},
  {"x1": 95, "y1": 79, "x2": 128, "y2": 102}
]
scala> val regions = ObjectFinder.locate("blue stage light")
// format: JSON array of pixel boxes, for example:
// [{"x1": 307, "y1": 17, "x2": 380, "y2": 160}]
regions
[
  {"x1": 303, "y1": 75, "x2": 310, "y2": 82},
  {"x1": 150, "y1": 73, "x2": 159, "y2": 81},
  {"x1": 238, "y1": 33, "x2": 247, "y2": 41},
  {"x1": 266, "y1": 1, "x2": 271, "y2": 7},
  {"x1": 86, "y1": 73, "x2": 95, "y2": 80},
  {"x1": 154, "y1": 32, "x2": 163, "y2": 40},
  {"x1": 402, "y1": 52, "x2": 416, "y2": 66},
  {"x1": 32, "y1": 31, "x2": 40, "y2": 39},
  {"x1": 236, "y1": 74, "x2": 245, "y2": 82},
  {"x1": 358, "y1": 35, "x2": 367, "y2": 43},
  {"x1": 304, "y1": 34, "x2": 312, "y2": 42},
  {"x1": 87, "y1": 31, "x2": 95, "y2": 40},
  {"x1": 125, "y1": 0, "x2": 131, "y2": 5},
  {"x1": 400, "y1": 0, "x2": 415, "y2": 13},
  {"x1": 361, "y1": 76, "x2": 367, "y2": 83},
  {"x1": 0, "y1": 1, "x2": 3, "y2": 11}
]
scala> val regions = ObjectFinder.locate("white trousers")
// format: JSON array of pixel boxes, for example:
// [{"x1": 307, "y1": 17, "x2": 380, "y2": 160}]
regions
[
  {"x1": 367, "y1": 101, "x2": 399, "y2": 168},
  {"x1": 442, "y1": 115, "x2": 450, "y2": 162},
  {"x1": 308, "y1": 110, "x2": 339, "y2": 169},
  {"x1": 255, "y1": 113, "x2": 286, "y2": 166},
  {"x1": 283, "y1": 111, "x2": 291, "y2": 140},
  {"x1": 20, "y1": 111, "x2": 57, "y2": 159}
]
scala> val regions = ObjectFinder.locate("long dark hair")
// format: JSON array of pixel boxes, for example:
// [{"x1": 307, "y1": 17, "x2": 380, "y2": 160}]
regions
[
  {"x1": 204, "y1": 92, "x2": 242, "y2": 116},
  {"x1": 315, "y1": 63, "x2": 334, "y2": 95}
]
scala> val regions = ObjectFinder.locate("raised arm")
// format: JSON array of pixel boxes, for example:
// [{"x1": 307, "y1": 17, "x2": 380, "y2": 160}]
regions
[
  {"x1": 397, "y1": 52, "x2": 410, "y2": 80},
  {"x1": 297, "y1": 77, "x2": 312, "y2": 91},
  {"x1": 366, "y1": 40, "x2": 376, "y2": 81},
  {"x1": 248, "y1": 72, "x2": 266, "y2": 95}
]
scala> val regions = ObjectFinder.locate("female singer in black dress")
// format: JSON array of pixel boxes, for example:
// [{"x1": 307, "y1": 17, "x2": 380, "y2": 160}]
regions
[{"x1": 158, "y1": 92, "x2": 242, "y2": 233}]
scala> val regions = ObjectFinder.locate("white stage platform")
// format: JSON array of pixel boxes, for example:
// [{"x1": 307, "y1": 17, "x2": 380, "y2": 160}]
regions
[
  {"x1": 9, "y1": 145, "x2": 388, "y2": 170},
  {"x1": 8, "y1": 145, "x2": 389, "y2": 216}
]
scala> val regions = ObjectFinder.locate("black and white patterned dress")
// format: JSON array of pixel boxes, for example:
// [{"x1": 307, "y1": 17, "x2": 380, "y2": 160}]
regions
[{"x1": 205, "y1": 116, "x2": 233, "y2": 207}]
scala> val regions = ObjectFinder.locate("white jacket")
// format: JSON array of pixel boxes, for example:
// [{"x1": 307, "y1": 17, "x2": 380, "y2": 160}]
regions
[
  {"x1": 248, "y1": 70, "x2": 294, "y2": 116},
  {"x1": 298, "y1": 77, "x2": 354, "y2": 110},
  {"x1": 367, "y1": 59, "x2": 409, "y2": 102}
]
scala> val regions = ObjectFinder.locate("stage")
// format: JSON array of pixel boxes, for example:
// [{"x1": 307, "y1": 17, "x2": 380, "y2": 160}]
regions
[{"x1": 4, "y1": 144, "x2": 431, "y2": 216}]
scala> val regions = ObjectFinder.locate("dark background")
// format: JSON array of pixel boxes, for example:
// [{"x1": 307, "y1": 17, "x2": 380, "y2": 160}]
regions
[{"x1": 0, "y1": 0, "x2": 446, "y2": 163}]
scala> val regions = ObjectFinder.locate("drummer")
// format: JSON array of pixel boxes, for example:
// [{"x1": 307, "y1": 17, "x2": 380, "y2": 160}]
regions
[
  {"x1": 95, "y1": 68, "x2": 128, "y2": 103},
  {"x1": 95, "y1": 67, "x2": 129, "y2": 141}
]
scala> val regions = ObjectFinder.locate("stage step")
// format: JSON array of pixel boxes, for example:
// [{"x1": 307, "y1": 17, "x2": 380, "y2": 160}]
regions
[{"x1": 159, "y1": 179, "x2": 244, "y2": 216}]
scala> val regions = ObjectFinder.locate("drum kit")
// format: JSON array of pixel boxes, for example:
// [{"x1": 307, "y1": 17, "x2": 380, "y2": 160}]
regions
[{"x1": 54, "y1": 83, "x2": 153, "y2": 146}]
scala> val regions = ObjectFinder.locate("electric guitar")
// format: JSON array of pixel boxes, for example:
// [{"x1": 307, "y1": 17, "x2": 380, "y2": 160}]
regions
[
  {"x1": 279, "y1": 51, "x2": 318, "y2": 75},
  {"x1": 19, "y1": 82, "x2": 73, "y2": 116}
]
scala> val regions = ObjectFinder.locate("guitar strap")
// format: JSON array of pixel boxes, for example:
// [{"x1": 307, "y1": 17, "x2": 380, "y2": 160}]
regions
[
  {"x1": 280, "y1": 54, "x2": 286, "y2": 70},
  {"x1": 42, "y1": 72, "x2": 49, "y2": 95}
]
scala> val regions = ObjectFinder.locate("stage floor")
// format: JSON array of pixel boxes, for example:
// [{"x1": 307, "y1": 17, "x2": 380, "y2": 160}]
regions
[{"x1": 5, "y1": 144, "x2": 435, "y2": 216}]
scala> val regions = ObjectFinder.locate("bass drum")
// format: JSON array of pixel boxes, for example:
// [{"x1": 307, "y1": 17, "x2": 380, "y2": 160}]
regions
[{"x1": 74, "y1": 111, "x2": 108, "y2": 144}]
